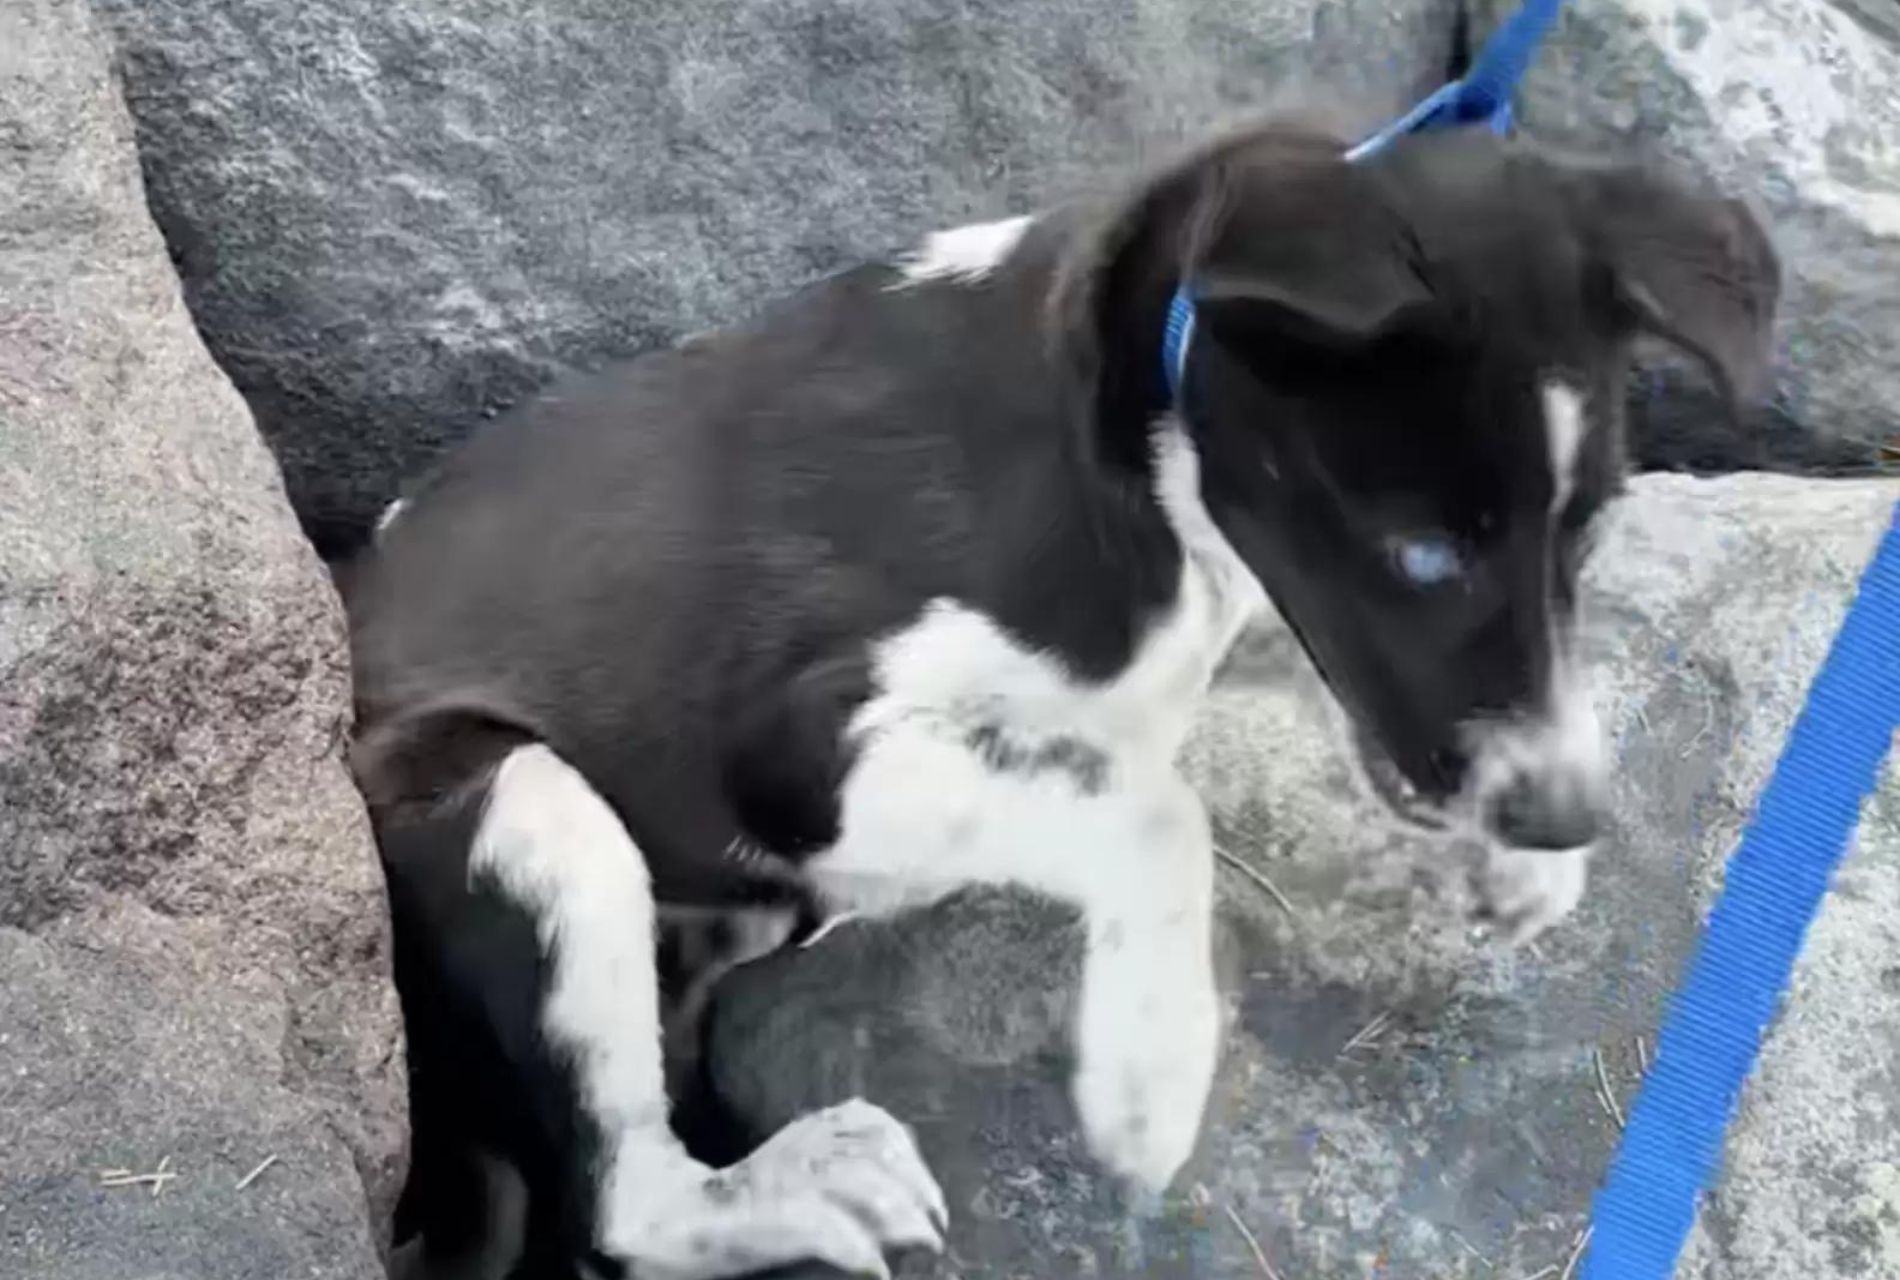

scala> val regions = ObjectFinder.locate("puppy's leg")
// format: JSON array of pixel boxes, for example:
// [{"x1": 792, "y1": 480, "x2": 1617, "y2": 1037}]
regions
[
  {"x1": 1061, "y1": 776, "x2": 1221, "y2": 1193},
  {"x1": 812, "y1": 732, "x2": 1221, "y2": 1196},
  {"x1": 379, "y1": 739, "x2": 552, "y2": 1279},
  {"x1": 470, "y1": 744, "x2": 945, "y2": 1279}
]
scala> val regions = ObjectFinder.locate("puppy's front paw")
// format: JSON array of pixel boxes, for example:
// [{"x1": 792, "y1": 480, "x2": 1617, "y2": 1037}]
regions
[
  {"x1": 1476, "y1": 844, "x2": 1590, "y2": 945},
  {"x1": 603, "y1": 1099, "x2": 946, "y2": 1280},
  {"x1": 1071, "y1": 970, "x2": 1220, "y2": 1194}
]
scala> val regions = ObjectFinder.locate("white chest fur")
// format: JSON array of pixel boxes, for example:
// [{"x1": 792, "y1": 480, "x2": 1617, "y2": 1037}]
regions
[
  {"x1": 807, "y1": 424, "x2": 1264, "y2": 915},
  {"x1": 801, "y1": 424, "x2": 1261, "y2": 1193}
]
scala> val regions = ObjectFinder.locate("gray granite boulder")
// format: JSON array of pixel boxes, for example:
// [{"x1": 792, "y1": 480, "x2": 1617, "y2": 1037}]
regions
[
  {"x1": 91, "y1": 0, "x2": 1459, "y2": 555},
  {"x1": 0, "y1": 2, "x2": 405, "y2": 1276},
  {"x1": 1476, "y1": 0, "x2": 1900, "y2": 476},
  {"x1": 707, "y1": 473, "x2": 1900, "y2": 1278}
]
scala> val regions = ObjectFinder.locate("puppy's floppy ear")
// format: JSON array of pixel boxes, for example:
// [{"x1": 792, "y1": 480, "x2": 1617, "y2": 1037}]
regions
[
  {"x1": 1190, "y1": 162, "x2": 1433, "y2": 347},
  {"x1": 1192, "y1": 244, "x2": 1432, "y2": 349},
  {"x1": 1046, "y1": 123, "x2": 1377, "y2": 472},
  {"x1": 1565, "y1": 162, "x2": 1781, "y2": 408}
]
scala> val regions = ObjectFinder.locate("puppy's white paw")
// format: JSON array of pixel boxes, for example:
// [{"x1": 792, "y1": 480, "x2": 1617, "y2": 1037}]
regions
[
  {"x1": 1071, "y1": 969, "x2": 1220, "y2": 1193},
  {"x1": 1477, "y1": 844, "x2": 1590, "y2": 945},
  {"x1": 602, "y1": 1099, "x2": 946, "y2": 1280}
]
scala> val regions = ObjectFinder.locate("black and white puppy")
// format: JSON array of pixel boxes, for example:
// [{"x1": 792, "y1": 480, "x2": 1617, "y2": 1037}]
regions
[{"x1": 347, "y1": 120, "x2": 1777, "y2": 1279}]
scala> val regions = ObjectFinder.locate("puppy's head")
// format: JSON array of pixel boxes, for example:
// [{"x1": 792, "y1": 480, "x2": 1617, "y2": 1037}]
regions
[{"x1": 1064, "y1": 124, "x2": 1779, "y2": 851}]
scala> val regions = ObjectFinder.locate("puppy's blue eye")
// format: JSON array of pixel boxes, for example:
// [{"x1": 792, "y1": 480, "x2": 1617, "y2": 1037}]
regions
[{"x1": 1391, "y1": 535, "x2": 1463, "y2": 586}]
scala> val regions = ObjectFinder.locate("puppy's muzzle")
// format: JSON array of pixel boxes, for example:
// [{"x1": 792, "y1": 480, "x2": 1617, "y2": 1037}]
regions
[
  {"x1": 1467, "y1": 684, "x2": 1609, "y2": 852},
  {"x1": 1485, "y1": 767, "x2": 1605, "y2": 850}
]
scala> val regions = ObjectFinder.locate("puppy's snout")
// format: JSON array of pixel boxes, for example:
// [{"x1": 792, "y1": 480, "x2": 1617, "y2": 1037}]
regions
[
  {"x1": 1471, "y1": 671, "x2": 1609, "y2": 851},
  {"x1": 1486, "y1": 770, "x2": 1603, "y2": 851}
]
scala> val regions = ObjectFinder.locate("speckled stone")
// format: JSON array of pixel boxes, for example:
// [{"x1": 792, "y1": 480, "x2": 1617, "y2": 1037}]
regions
[{"x1": 0, "y1": 2, "x2": 405, "y2": 1275}]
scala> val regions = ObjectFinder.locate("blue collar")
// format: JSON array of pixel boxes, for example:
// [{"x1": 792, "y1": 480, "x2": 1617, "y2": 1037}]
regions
[{"x1": 1161, "y1": 290, "x2": 1197, "y2": 405}]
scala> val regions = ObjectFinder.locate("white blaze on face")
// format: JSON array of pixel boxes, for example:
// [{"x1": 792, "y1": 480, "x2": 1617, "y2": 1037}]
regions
[
  {"x1": 1538, "y1": 379, "x2": 1605, "y2": 815},
  {"x1": 1463, "y1": 380, "x2": 1607, "y2": 848},
  {"x1": 1543, "y1": 381, "x2": 1586, "y2": 512},
  {"x1": 893, "y1": 215, "x2": 1034, "y2": 286}
]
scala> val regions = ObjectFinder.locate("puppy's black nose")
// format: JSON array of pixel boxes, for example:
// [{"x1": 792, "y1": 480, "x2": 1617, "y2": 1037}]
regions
[{"x1": 1488, "y1": 774, "x2": 1601, "y2": 850}]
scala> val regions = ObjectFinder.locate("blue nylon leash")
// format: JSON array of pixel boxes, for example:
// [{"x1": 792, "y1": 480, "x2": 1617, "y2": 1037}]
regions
[
  {"x1": 1582, "y1": 506, "x2": 1900, "y2": 1278},
  {"x1": 1163, "y1": 3, "x2": 1900, "y2": 1275}
]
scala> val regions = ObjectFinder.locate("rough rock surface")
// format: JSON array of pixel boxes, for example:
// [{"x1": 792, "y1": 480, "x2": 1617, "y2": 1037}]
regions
[
  {"x1": 0, "y1": 2, "x2": 405, "y2": 1276},
  {"x1": 91, "y1": 0, "x2": 1459, "y2": 554},
  {"x1": 1477, "y1": 0, "x2": 1900, "y2": 475},
  {"x1": 707, "y1": 474, "x2": 1900, "y2": 1279}
]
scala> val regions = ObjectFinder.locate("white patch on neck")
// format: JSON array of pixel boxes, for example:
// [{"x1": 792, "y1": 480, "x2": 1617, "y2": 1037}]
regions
[
  {"x1": 1151, "y1": 420, "x2": 1271, "y2": 668},
  {"x1": 1542, "y1": 380, "x2": 1586, "y2": 512},
  {"x1": 893, "y1": 214, "x2": 1033, "y2": 286}
]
